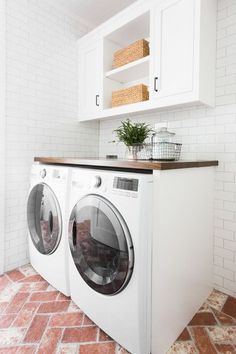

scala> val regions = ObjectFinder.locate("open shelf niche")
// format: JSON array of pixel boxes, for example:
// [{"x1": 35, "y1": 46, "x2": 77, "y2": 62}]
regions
[{"x1": 103, "y1": 11, "x2": 150, "y2": 110}]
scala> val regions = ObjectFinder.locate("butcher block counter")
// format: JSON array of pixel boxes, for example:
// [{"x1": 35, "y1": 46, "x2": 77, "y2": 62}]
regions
[{"x1": 34, "y1": 157, "x2": 218, "y2": 172}]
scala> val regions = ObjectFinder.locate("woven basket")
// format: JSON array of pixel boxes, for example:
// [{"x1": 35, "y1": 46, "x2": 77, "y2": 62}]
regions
[
  {"x1": 112, "y1": 84, "x2": 149, "y2": 108},
  {"x1": 113, "y1": 39, "x2": 149, "y2": 69}
]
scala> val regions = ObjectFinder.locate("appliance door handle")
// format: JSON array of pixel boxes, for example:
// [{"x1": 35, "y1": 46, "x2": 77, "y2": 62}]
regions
[
  {"x1": 72, "y1": 220, "x2": 77, "y2": 247},
  {"x1": 49, "y1": 211, "x2": 53, "y2": 235},
  {"x1": 154, "y1": 77, "x2": 158, "y2": 92},
  {"x1": 96, "y1": 94, "x2": 99, "y2": 106}
]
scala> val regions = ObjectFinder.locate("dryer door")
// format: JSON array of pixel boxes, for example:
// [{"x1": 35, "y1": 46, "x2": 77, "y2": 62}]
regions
[
  {"x1": 69, "y1": 195, "x2": 134, "y2": 295},
  {"x1": 27, "y1": 183, "x2": 62, "y2": 255}
]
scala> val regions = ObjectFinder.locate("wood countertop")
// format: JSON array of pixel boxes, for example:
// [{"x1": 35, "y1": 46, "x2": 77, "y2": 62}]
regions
[{"x1": 34, "y1": 157, "x2": 218, "y2": 171}]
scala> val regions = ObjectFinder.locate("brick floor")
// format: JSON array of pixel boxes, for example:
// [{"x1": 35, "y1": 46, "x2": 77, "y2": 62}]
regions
[{"x1": 0, "y1": 264, "x2": 235, "y2": 354}]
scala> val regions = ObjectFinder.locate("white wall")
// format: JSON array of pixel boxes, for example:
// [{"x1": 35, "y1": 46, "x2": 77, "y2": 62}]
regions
[
  {"x1": 0, "y1": 0, "x2": 6, "y2": 275},
  {"x1": 4, "y1": 0, "x2": 99, "y2": 271},
  {"x1": 99, "y1": 0, "x2": 236, "y2": 297}
]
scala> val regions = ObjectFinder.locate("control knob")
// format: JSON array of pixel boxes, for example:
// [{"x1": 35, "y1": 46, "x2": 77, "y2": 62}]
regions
[
  {"x1": 91, "y1": 176, "x2": 102, "y2": 188},
  {"x1": 40, "y1": 169, "x2": 47, "y2": 178}
]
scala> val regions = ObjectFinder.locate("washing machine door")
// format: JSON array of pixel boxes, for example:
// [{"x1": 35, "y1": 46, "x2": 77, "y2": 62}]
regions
[
  {"x1": 69, "y1": 194, "x2": 134, "y2": 295},
  {"x1": 27, "y1": 183, "x2": 62, "y2": 255}
]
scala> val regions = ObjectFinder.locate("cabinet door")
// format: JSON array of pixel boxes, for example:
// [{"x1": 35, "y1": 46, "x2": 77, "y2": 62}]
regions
[
  {"x1": 78, "y1": 40, "x2": 102, "y2": 115},
  {"x1": 150, "y1": 0, "x2": 196, "y2": 101}
]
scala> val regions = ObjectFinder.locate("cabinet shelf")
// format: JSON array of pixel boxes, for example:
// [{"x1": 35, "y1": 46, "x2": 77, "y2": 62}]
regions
[{"x1": 105, "y1": 56, "x2": 150, "y2": 84}]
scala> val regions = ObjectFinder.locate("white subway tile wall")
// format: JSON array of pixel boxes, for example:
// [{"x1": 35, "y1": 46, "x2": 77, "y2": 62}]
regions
[
  {"x1": 5, "y1": 0, "x2": 99, "y2": 271},
  {"x1": 0, "y1": 0, "x2": 6, "y2": 275},
  {"x1": 99, "y1": 0, "x2": 236, "y2": 297}
]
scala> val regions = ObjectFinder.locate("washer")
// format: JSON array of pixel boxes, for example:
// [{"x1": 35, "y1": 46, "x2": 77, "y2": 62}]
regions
[
  {"x1": 68, "y1": 168, "x2": 153, "y2": 354},
  {"x1": 27, "y1": 164, "x2": 70, "y2": 296}
]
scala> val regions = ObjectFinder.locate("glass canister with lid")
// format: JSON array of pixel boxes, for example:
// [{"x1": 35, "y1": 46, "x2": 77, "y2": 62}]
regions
[{"x1": 150, "y1": 127, "x2": 182, "y2": 160}]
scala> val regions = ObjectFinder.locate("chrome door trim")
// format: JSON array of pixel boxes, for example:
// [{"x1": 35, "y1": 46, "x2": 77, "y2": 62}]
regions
[
  {"x1": 68, "y1": 194, "x2": 134, "y2": 295},
  {"x1": 27, "y1": 182, "x2": 62, "y2": 255}
]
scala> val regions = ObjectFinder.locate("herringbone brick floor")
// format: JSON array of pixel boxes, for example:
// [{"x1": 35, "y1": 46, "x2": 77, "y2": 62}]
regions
[{"x1": 0, "y1": 264, "x2": 235, "y2": 353}]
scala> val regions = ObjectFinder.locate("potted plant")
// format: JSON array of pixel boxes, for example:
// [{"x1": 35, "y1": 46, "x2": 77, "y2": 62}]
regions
[{"x1": 113, "y1": 119, "x2": 153, "y2": 159}]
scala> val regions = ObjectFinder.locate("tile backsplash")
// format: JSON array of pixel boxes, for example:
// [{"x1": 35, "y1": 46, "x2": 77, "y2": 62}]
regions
[
  {"x1": 99, "y1": 0, "x2": 236, "y2": 297},
  {"x1": 4, "y1": 0, "x2": 99, "y2": 271}
]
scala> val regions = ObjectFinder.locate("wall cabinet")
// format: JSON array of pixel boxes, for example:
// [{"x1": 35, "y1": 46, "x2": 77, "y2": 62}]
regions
[
  {"x1": 78, "y1": 0, "x2": 216, "y2": 121},
  {"x1": 151, "y1": 0, "x2": 195, "y2": 100},
  {"x1": 78, "y1": 40, "x2": 102, "y2": 115}
]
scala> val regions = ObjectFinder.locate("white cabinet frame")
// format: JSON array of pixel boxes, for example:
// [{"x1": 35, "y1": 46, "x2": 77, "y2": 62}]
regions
[{"x1": 77, "y1": 0, "x2": 216, "y2": 121}]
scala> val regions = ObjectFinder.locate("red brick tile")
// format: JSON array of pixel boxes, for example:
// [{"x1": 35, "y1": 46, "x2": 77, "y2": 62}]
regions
[
  {"x1": 215, "y1": 344, "x2": 236, "y2": 354},
  {"x1": 57, "y1": 344, "x2": 78, "y2": 353},
  {"x1": 13, "y1": 302, "x2": 40, "y2": 327},
  {"x1": 49, "y1": 312, "x2": 83, "y2": 327},
  {"x1": 19, "y1": 275, "x2": 44, "y2": 283},
  {"x1": 0, "y1": 327, "x2": 25, "y2": 345},
  {"x1": 212, "y1": 308, "x2": 236, "y2": 326},
  {"x1": 168, "y1": 342, "x2": 197, "y2": 354},
  {"x1": 37, "y1": 301, "x2": 70, "y2": 314},
  {"x1": 29, "y1": 291, "x2": 59, "y2": 302},
  {"x1": 83, "y1": 314, "x2": 94, "y2": 326},
  {"x1": 62, "y1": 327, "x2": 97, "y2": 343},
  {"x1": 19, "y1": 281, "x2": 49, "y2": 292},
  {"x1": 0, "y1": 347, "x2": 18, "y2": 354},
  {"x1": 99, "y1": 329, "x2": 113, "y2": 342},
  {"x1": 67, "y1": 302, "x2": 80, "y2": 313},
  {"x1": 207, "y1": 290, "x2": 228, "y2": 312},
  {"x1": 6, "y1": 270, "x2": 25, "y2": 282},
  {"x1": 23, "y1": 315, "x2": 49, "y2": 343},
  {"x1": 80, "y1": 342, "x2": 116, "y2": 354},
  {"x1": 191, "y1": 327, "x2": 217, "y2": 354},
  {"x1": 5, "y1": 292, "x2": 29, "y2": 314},
  {"x1": 38, "y1": 328, "x2": 62, "y2": 354},
  {"x1": 188, "y1": 312, "x2": 217, "y2": 326},
  {"x1": 0, "y1": 314, "x2": 16, "y2": 328},
  {"x1": 222, "y1": 296, "x2": 236, "y2": 319},
  {"x1": 0, "y1": 275, "x2": 11, "y2": 291},
  {"x1": 57, "y1": 293, "x2": 70, "y2": 301},
  {"x1": 208, "y1": 327, "x2": 236, "y2": 342},
  {"x1": 176, "y1": 327, "x2": 191, "y2": 341},
  {"x1": 17, "y1": 345, "x2": 37, "y2": 354},
  {"x1": 0, "y1": 302, "x2": 9, "y2": 314}
]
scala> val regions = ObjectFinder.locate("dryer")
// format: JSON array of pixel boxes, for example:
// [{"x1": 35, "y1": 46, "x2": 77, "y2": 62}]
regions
[
  {"x1": 67, "y1": 168, "x2": 153, "y2": 354},
  {"x1": 27, "y1": 164, "x2": 70, "y2": 296}
]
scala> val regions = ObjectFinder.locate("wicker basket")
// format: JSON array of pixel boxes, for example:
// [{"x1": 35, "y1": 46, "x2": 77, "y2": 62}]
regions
[
  {"x1": 112, "y1": 84, "x2": 149, "y2": 108},
  {"x1": 128, "y1": 142, "x2": 182, "y2": 161},
  {"x1": 113, "y1": 39, "x2": 149, "y2": 69}
]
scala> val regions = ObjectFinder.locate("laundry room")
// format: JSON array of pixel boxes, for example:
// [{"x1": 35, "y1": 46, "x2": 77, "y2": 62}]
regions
[{"x1": 0, "y1": 0, "x2": 236, "y2": 353}]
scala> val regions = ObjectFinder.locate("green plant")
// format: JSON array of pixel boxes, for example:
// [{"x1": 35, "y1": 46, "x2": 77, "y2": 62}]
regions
[{"x1": 113, "y1": 119, "x2": 153, "y2": 146}]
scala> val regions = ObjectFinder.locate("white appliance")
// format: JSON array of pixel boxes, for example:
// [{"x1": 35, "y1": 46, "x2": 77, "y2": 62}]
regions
[
  {"x1": 27, "y1": 164, "x2": 70, "y2": 296},
  {"x1": 68, "y1": 168, "x2": 153, "y2": 354}
]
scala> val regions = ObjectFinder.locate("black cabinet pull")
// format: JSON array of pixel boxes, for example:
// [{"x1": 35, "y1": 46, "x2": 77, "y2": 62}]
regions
[
  {"x1": 96, "y1": 94, "x2": 99, "y2": 106},
  {"x1": 154, "y1": 77, "x2": 158, "y2": 92}
]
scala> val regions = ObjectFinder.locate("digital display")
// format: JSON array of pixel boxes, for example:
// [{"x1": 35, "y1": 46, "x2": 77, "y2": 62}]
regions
[{"x1": 113, "y1": 177, "x2": 139, "y2": 192}]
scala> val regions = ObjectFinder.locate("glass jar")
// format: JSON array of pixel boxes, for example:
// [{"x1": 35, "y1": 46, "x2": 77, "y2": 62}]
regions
[
  {"x1": 151, "y1": 127, "x2": 179, "y2": 160},
  {"x1": 152, "y1": 127, "x2": 175, "y2": 143}
]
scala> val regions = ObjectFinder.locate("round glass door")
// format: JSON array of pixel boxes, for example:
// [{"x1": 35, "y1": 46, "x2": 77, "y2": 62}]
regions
[
  {"x1": 27, "y1": 183, "x2": 62, "y2": 255},
  {"x1": 68, "y1": 195, "x2": 134, "y2": 295}
]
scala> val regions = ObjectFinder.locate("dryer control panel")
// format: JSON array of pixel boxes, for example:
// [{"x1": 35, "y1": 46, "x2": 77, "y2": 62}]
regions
[{"x1": 113, "y1": 177, "x2": 139, "y2": 192}]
